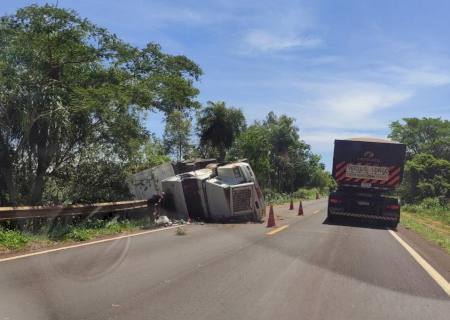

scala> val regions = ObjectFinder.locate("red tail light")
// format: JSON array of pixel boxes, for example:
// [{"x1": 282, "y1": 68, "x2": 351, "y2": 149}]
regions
[
  {"x1": 386, "y1": 204, "x2": 400, "y2": 210},
  {"x1": 329, "y1": 198, "x2": 342, "y2": 204}
]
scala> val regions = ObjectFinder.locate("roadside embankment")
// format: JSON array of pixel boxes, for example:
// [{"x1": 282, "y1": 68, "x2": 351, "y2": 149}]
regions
[{"x1": 401, "y1": 206, "x2": 450, "y2": 255}]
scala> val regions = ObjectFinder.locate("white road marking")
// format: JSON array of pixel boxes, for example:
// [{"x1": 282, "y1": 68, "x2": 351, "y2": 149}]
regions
[
  {"x1": 0, "y1": 225, "x2": 180, "y2": 263},
  {"x1": 313, "y1": 210, "x2": 320, "y2": 214},
  {"x1": 389, "y1": 230, "x2": 450, "y2": 297}
]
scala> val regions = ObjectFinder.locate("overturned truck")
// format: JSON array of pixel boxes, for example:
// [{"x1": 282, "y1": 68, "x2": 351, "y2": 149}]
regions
[{"x1": 128, "y1": 161, "x2": 265, "y2": 222}]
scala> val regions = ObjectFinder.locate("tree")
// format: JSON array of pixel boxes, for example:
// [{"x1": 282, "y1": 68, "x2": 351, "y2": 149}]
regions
[
  {"x1": 229, "y1": 123, "x2": 272, "y2": 187},
  {"x1": 400, "y1": 153, "x2": 450, "y2": 203},
  {"x1": 42, "y1": 147, "x2": 132, "y2": 205},
  {"x1": 230, "y1": 111, "x2": 327, "y2": 193},
  {"x1": 128, "y1": 135, "x2": 170, "y2": 173},
  {"x1": 310, "y1": 169, "x2": 336, "y2": 192},
  {"x1": 0, "y1": 5, "x2": 201, "y2": 205},
  {"x1": 197, "y1": 101, "x2": 246, "y2": 160},
  {"x1": 163, "y1": 111, "x2": 192, "y2": 161},
  {"x1": 389, "y1": 118, "x2": 450, "y2": 160}
]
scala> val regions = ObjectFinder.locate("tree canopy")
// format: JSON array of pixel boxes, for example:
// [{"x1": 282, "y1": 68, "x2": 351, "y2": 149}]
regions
[
  {"x1": 389, "y1": 117, "x2": 450, "y2": 204},
  {"x1": 400, "y1": 153, "x2": 450, "y2": 203},
  {"x1": 230, "y1": 112, "x2": 326, "y2": 193},
  {"x1": 0, "y1": 5, "x2": 201, "y2": 205},
  {"x1": 389, "y1": 117, "x2": 450, "y2": 160},
  {"x1": 163, "y1": 110, "x2": 193, "y2": 162}
]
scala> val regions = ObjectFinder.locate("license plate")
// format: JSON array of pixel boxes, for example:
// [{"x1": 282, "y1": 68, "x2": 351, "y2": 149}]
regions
[{"x1": 357, "y1": 201, "x2": 370, "y2": 206}]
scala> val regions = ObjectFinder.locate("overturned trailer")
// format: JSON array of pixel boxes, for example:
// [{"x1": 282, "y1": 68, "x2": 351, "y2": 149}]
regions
[
  {"x1": 127, "y1": 160, "x2": 265, "y2": 221},
  {"x1": 161, "y1": 162, "x2": 265, "y2": 221},
  {"x1": 126, "y1": 159, "x2": 217, "y2": 201}
]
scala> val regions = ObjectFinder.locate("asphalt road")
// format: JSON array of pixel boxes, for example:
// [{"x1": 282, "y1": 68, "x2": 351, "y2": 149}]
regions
[{"x1": 0, "y1": 199, "x2": 449, "y2": 319}]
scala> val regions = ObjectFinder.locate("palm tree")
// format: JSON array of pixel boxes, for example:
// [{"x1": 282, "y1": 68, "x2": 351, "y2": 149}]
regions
[{"x1": 197, "y1": 101, "x2": 246, "y2": 161}]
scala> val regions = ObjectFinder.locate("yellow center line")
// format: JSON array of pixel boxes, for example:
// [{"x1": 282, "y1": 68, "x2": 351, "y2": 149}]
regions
[
  {"x1": 266, "y1": 225, "x2": 289, "y2": 235},
  {"x1": 389, "y1": 230, "x2": 450, "y2": 297}
]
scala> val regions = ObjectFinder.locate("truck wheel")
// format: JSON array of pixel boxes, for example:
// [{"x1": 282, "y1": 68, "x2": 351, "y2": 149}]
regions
[
  {"x1": 389, "y1": 221, "x2": 398, "y2": 230},
  {"x1": 327, "y1": 211, "x2": 334, "y2": 223}
]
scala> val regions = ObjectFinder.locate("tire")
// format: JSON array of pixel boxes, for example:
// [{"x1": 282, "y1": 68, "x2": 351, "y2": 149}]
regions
[
  {"x1": 327, "y1": 210, "x2": 334, "y2": 223},
  {"x1": 389, "y1": 221, "x2": 398, "y2": 230}
]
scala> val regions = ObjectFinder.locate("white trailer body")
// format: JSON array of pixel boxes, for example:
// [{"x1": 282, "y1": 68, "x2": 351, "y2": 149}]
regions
[{"x1": 127, "y1": 163, "x2": 175, "y2": 200}]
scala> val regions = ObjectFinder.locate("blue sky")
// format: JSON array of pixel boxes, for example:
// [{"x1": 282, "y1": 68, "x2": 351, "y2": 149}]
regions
[{"x1": 3, "y1": 1, "x2": 450, "y2": 170}]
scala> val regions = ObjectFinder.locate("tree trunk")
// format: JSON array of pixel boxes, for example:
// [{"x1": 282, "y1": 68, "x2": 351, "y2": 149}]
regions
[
  {"x1": 29, "y1": 171, "x2": 46, "y2": 205},
  {"x1": 2, "y1": 166, "x2": 18, "y2": 206}
]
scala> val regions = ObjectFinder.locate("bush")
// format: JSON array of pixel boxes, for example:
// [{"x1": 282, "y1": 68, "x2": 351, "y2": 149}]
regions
[
  {"x1": 264, "y1": 187, "x2": 325, "y2": 204},
  {"x1": 47, "y1": 220, "x2": 72, "y2": 240},
  {"x1": 66, "y1": 228, "x2": 93, "y2": 241},
  {"x1": 420, "y1": 197, "x2": 448, "y2": 210},
  {"x1": 176, "y1": 226, "x2": 186, "y2": 236},
  {"x1": 0, "y1": 230, "x2": 29, "y2": 250},
  {"x1": 106, "y1": 218, "x2": 128, "y2": 233},
  {"x1": 293, "y1": 188, "x2": 318, "y2": 199}
]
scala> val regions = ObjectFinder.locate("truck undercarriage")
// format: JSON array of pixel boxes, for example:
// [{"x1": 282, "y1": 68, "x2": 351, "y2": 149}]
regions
[{"x1": 328, "y1": 187, "x2": 400, "y2": 228}]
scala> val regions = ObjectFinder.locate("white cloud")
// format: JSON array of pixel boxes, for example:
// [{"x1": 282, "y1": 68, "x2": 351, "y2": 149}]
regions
[
  {"x1": 301, "y1": 130, "x2": 386, "y2": 153},
  {"x1": 294, "y1": 80, "x2": 413, "y2": 130},
  {"x1": 388, "y1": 67, "x2": 450, "y2": 87},
  {"x1": 244, "y1": 30, "x2": 321, "y2": 52}
]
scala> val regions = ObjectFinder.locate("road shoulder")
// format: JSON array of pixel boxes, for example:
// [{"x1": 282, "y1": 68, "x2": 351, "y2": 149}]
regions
[{"x1": 397, "y1": 224, "x2": 450, "y2": 282}]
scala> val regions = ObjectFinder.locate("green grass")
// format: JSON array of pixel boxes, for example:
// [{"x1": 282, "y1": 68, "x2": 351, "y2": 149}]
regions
[
  {"x1": 401, "y1": 208, "x2": 450, "y2": 254},
  {"x1": 0, "y1": 230, "x2": 30, "y2": 250},
  {"x1": 0, "y1": 217, "x2": 156, "y2": 254},
  {"x1": 402, "y1": 204, "x2": 450, "y2": 226},
  {"x1": 265, "y1": 187, "x2": 325, "y2": 205}
]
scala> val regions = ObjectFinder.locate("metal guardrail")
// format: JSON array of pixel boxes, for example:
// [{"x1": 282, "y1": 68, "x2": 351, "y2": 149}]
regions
[{"x1": 0, "y1": 200, "x2": 148, "y2": 221}]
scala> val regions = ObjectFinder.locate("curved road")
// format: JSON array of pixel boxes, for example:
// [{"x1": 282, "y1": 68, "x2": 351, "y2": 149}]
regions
[{"x1": 0, "y1": 199, "x2": 449, "y2": 319}]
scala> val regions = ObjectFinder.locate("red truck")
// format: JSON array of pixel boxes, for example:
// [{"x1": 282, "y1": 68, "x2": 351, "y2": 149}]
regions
[{"x1": 328, "y1": 137, "x2": 406, "y2": 228}]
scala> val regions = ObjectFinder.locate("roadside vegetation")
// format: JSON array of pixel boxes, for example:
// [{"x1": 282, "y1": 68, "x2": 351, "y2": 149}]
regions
[
  {"x1": 264, "y1": 187, "x2": 328, "y2": 205},
  {"x1": 401, "y1": 199, "x2": 450, "y2": 254},
  {"x1": 0, "y1": 217, "x2": 154, "y2": 254},
  {"x1": 388, "y1": 118, "x2": 450, "y2": 252}
]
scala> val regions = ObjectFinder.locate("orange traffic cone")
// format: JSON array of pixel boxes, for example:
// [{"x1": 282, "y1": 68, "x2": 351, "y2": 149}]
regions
[
  {"x1": 289, "y1": 199, "x2": 294, "y2": 210},
  {"x1": 298, "y1": 201, "x2": 304, "y2": 216},
  {"x1": 267, "y1": 204, "x2": 276, "y2": 227},
  {"x1": 316, "y1": 192, "x2": 320, "y2": 200}
]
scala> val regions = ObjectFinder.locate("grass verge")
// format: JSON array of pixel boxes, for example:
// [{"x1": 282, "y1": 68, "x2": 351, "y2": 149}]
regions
[
  {"x1": 400, "y1": 209, "x2": 450, "y2": 255},
  {"x1": 265, "y1": 187, "x2": 326, "y2": 205},
  {"x1": 0, "y1": 217, "x2": 155, "y2": 255}
]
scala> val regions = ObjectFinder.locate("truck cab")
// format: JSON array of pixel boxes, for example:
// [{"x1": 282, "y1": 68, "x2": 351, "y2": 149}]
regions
[{"x1": 206, "y1": 162, "x2": 265, "y2": 221}]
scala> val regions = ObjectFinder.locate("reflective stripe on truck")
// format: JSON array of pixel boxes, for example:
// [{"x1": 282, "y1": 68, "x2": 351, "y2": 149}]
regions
[{"x1": 329, "y1": 211, "x2": 398, "y2": 221}]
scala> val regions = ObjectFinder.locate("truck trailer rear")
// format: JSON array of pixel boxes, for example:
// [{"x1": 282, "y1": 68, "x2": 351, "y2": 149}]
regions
[{"x1": 328, "y1": 137, "x2": 406, "y2": 228}]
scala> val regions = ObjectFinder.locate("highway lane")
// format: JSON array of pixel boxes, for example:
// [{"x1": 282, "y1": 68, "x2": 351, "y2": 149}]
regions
[{"x1": 0, "y1": 199, "x2": 449, "y2": 319}]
